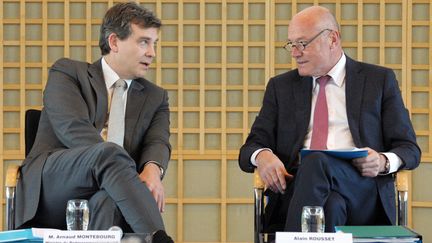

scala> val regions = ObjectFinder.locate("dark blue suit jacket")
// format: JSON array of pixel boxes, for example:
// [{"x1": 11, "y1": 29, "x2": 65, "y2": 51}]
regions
[{"x1": 239, "y1": 56, "x2": 420, "y2": 226}]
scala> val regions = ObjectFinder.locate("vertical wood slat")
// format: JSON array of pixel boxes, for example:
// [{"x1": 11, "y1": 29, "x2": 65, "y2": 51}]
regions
[
  {"x1": 401, "y1": 0, "x2": 408, "y2": 105},
  {"x1": 199, "y1": 1, "x2": 205, "y2": 155},
  {"x1": 19, "y1": 0, "x2": 26, "y2": 158},
  {"x1": 406, "y1": 0, "x2": 414, "y2": 116},
  {"x1": 86, "y1": 0, "x2": 92, "y2": 62},
  {"x1": 242, "y1": 1, "x2": 250, "y2": 146},
  {"x1": 0, "y1": 0, "x2": 4, "y2": 231},
  {"x1": 266, "y1": 0, "x2": 273, "y2": 81},
  {"x1": 290, "y1": 1, "x2": 298, "y2": 71},
  {"x1": 64, "y1": 0, "x2": 70, "y2": 58},
  {"x1": 1, "y1": 0, "x2": 431, "y2": 240},
  {"x1": 379, "y1": 1, "x2": 385, "y2": 65},
  {"x1": 42, "y1": 0, "x2": 49, "y2": 93},
  {"x1": 334, "y1": 0, "x2": 341, "y2": 71},
  {"x1": 176, "y1": 1, "x2": 185, "y2": 242},
  {"x1": 155, "y1": 0, "x2": 162, "y2": 88},
  {"x1": 427, "y1": 1, "x2": 432, "y2": 230},
  {"x1": 220, "y1": 1, "x2": 228, "y2": 242},
  {"x1": 428, "y1": 2, "x2": 432, "y2": 174},
  {"x1": 357, "y1": 0, "x2": 364, "y2": 61}
]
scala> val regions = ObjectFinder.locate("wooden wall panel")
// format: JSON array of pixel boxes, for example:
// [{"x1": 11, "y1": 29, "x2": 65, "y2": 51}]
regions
[{"x1": 1, "y1": 0, "x2": 431, "y2": 242}]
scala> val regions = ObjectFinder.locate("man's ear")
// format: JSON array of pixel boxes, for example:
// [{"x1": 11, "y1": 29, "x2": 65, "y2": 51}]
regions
[
  {"x1": 108, "y1": 33, "x2": 119, "y2": 53},
  {"x1": 329, "y1": 30, "x2": 341, "y2": 49}
]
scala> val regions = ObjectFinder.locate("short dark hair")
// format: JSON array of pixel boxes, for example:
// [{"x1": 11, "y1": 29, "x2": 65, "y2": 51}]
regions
[{"x1": 99, "y1": 2, "x2": 162, "y2": 55}]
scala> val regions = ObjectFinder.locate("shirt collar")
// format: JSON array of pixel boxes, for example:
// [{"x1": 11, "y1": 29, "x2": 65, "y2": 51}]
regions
[
  {"x1": 312, "y1": 53, "x2": 346, "y2": 88},
  {"x1": 101, "y1": 57, "x2": 133, "y2": 89}
]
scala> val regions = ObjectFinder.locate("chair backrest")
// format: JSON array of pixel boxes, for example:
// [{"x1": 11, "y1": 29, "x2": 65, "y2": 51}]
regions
[
  {"x1": 5, "y1": 109, "x2": 42, "y2": 230},
  {"x1": 25, "y1": 109, "x2": 41, "y2": 156}
]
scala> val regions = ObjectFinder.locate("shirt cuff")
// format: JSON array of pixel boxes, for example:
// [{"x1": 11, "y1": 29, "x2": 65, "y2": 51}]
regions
[
  {"x1": 250, "y1": 148, "x2": 273, "y2": 166},
  {"x1": 380, "y1": 152, "x2": 402, "y2": 175}
]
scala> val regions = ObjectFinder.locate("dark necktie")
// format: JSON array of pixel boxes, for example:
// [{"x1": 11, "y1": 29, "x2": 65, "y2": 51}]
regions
[
  {"x1": 107, "y1": 79, "x2": 127, "y2": 147},
  {"x1": 310, "y1": 75, "x2": 331, "y2": 149}
]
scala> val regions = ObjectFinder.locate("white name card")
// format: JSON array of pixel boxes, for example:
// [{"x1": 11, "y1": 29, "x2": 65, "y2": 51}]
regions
[
  {"x1": 43, "y1": 230, "x2": 121, "y2": 243},
  {"x1": 276, "y1": 232, "x2": 352, "y2": 243}
]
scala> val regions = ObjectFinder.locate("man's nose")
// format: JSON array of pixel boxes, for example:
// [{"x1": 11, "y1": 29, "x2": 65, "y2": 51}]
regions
[
  {"x1": 290, "y1": 47, "x2": 302, "y2": 57},
  {"x1": 146, "y1": 45, "x2": 156, "y2": 57}
]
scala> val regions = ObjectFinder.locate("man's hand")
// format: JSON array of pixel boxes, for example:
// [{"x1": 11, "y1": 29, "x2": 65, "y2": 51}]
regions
[
  {"x1": 139, "y1": 163, "x2": 165, "y2": 212},
  {"x1": 351, "y1": 147, "x2": 387, "y2": 177},
  {"x1": 256, "y1": 150, "x2": 293, "y2": 193}
]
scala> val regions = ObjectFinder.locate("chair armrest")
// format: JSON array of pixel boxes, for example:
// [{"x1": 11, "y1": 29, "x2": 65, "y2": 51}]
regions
[
  {"x1": 396, "y1": 170, "x2": 409, "y2": 192},
  {"x1": 5, "y1": 164, "x2": 20, "y2": 230},
  {"x1": 254, "y1": 170, "x2": 265, "y2": 189},
  {"x1": 254, "y1": 170, "x2": 265, "y2": 243},
  {"x1": 6, "y1": 164, "x2": 20, "y2": 188}
]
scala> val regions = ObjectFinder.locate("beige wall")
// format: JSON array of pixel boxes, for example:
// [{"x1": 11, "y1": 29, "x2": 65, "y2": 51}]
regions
[{"x1": 1, "y1": 0, "x2": 431, "y2": 242}]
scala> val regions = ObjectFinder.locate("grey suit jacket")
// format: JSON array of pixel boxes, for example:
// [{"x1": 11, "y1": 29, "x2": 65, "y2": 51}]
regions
[
  {"x1": 16, "y1": 58, "x2": 171, "y2": 227},
  {"x1": 239, "y1": 56, "x2": 421, "y2": 224}
]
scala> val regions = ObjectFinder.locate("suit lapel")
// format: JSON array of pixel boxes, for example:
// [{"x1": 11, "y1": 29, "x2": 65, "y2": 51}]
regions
[
  {"x1": 124, "y1": 79, "x2": 148, "y2": 150},
  {"x1": 294, "y1": 76, "x2": 313, "y2": 148},
  {"x1": 88, "y1": 59, "x2": 108, "y2": 131},
  {"x1": 345, "y1": 57, "x2": 364, "y2": 146}
]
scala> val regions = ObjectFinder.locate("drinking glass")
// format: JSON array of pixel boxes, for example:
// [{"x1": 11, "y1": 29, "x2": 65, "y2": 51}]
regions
[
  {"x1": 66, "y1": 199, "x2": 89, "y2": 230},
  {"x1": 301, "y1": 206, "x2": 325, "y2": 233}
]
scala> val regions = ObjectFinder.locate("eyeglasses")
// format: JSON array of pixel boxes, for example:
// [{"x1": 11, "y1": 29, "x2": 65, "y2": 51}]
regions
[{"x1": 283, "y1": 29, "x2": 332, "y2": 52}]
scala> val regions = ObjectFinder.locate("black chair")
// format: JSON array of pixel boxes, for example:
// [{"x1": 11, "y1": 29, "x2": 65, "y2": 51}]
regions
[
  {"x1": 253, "y1": 170, "x2": 410, "y2": 243},
  {"x1": 5, "y1": 109, "x2": 41, "y2": 230},
  {"x1": 24, "y1": 109, "x2": 41, "y2": 156}
]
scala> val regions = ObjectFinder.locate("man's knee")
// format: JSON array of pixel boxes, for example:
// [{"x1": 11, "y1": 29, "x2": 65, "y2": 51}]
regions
[
  {"x1": 300, "y1": 152, "x2": 329, "y2": 167},
  {"x1": 297, "y1": 152, "x2": 331, "y2": 178},
  {"x1": 91, "y1": 142, "x2": 135, "y2": 168},
  {"x1": 92, "y1": 142, "x2": 125, "y2": 156}
]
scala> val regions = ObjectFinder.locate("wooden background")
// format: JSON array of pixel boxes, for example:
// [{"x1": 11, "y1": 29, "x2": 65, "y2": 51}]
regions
[{"x1": 1, "y1": 0, "x2": 431, "y2": 242}]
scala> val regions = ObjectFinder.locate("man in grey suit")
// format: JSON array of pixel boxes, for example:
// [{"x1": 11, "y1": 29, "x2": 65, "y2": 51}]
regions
[
  {"x1": 239, "y1": 6, "x2": 420, "y2": 232},
  {"x1": 16, "y1": 2, "x2": 173, "y2": 240}
]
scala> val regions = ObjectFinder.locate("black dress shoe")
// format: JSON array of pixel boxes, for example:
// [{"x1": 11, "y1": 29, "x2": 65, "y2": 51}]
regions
[{"x1": 152, "y1": 230, "x2": 174, "y2": 243}]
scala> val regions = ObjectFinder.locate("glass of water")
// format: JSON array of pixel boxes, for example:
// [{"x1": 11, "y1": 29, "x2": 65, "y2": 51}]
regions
[
  {"x1": 301, "y1": 206, "x2": 324, "y2": 233},
  {"x1": 66, "y1": 199, "x2": 89, "y2": 230}
]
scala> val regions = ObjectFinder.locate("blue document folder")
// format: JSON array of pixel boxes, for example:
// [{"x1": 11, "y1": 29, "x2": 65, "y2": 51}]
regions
[
  {"x1": 301, "y1": 148, "x2": 368, "y2": 160},
  {"x1": 0, "y1": 228, "x2": 45, "y2": 242}
]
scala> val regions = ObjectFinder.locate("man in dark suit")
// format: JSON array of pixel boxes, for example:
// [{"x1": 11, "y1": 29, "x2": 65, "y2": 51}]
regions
[
  {"x1": 16, "y1": 2, "x2": 173, "y2": 240},
  {"x1": 239, "y1": 6, "x2": 420, "y2": 232}
]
